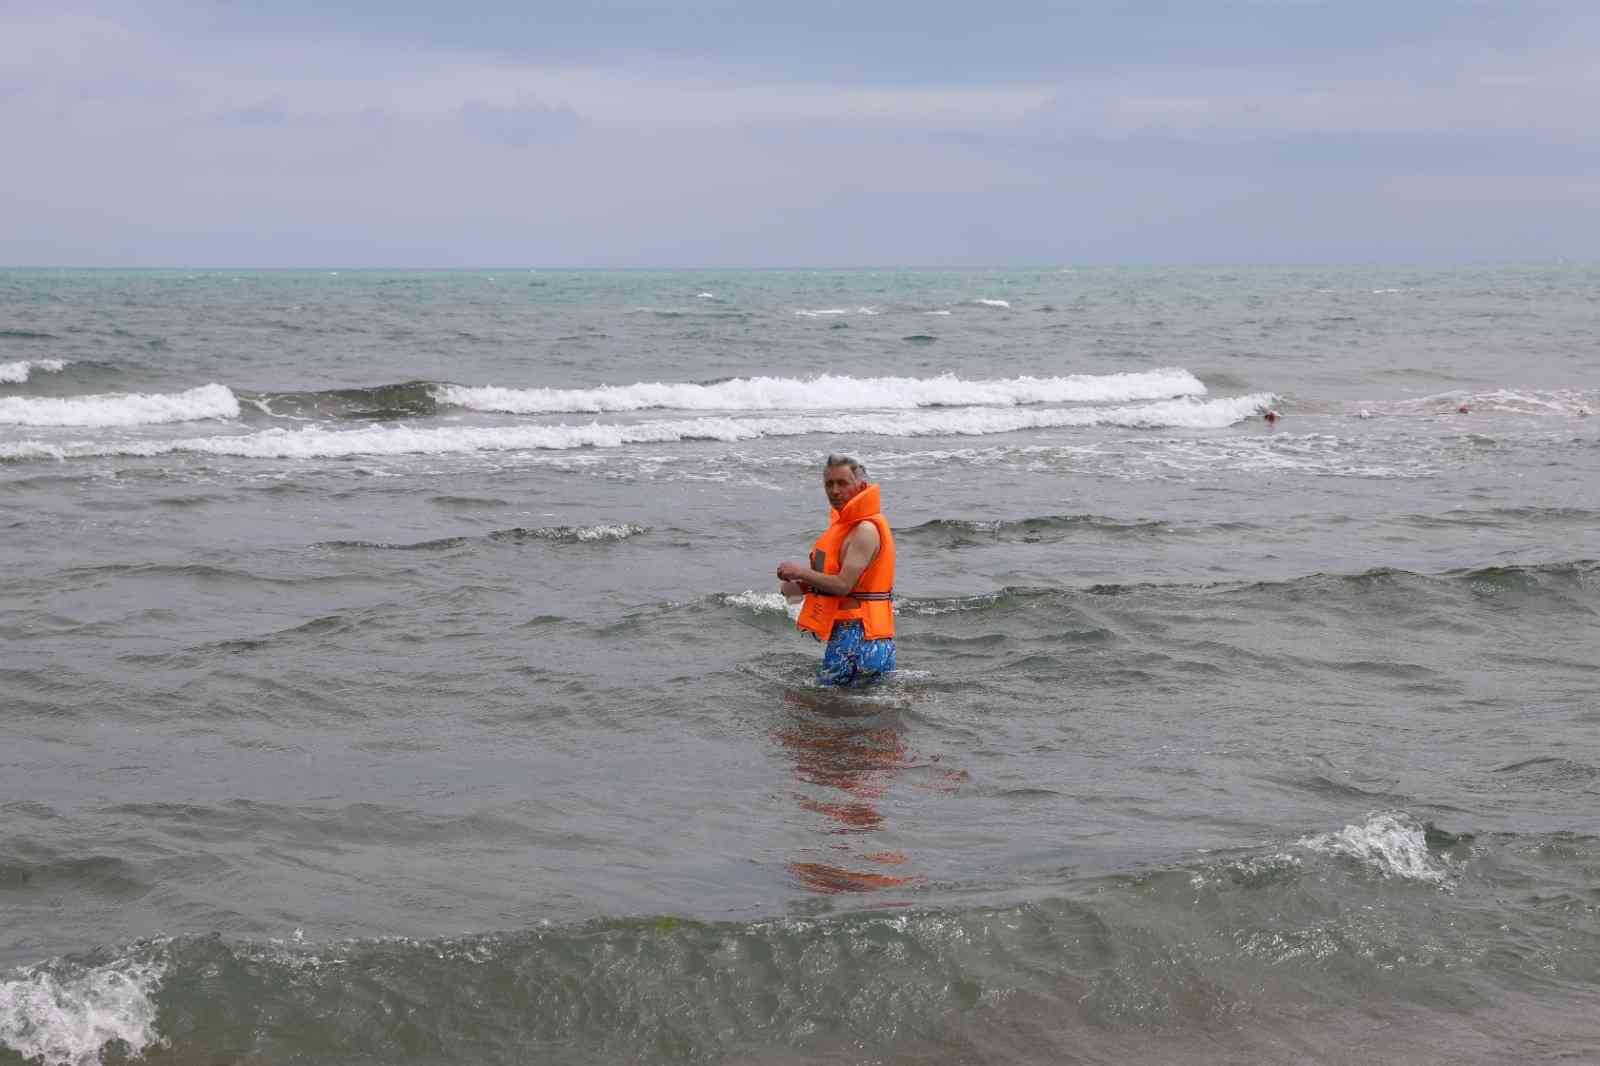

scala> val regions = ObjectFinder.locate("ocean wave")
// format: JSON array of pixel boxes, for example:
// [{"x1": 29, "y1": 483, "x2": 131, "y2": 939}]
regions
[
  {"x1": 1490, "y1": 756, "x2": 1600, "y2": 793},
  {"x1": 1114, "y1": 432, "x2": 1440, "y2": 480},
  {"x1": 0, "y1": 395, "x2": 1273, "y2": 462},
  {"x1": 899, "y1": 514, "x2": 1179, "y2": 545},
  {"x1": 315, "y1": 536, "x2": 473, "y2": 552},
  {"x1": 435, "y1": 370, "x2": 1209, "y2": 415},
  {"x1": 0, "y1": 359, "x2": 67, "y2": 384},
  {"x1": 0, "y1": 384, "x2": 238, "y2": 427},
  {"x1": 1, "y1": 919, "x2": 990, "y2": 1063},
  {"x1": 1368, "y1": 388, "x2": 1598, "y2": 419},
  {"x1": 0, "y1": 952, "x2": 165, "y2": 1066},
  {"x1": 973, "y1": 298, "x2": 1011, "y2": 308},
  {"x1": 1187, "y1": 852, "x2": 1303, "y2": 891},
  {"x1": 8, "y1": 873, "x2": 1519, "y2": 1066},
  {"x1": 247, "y1": 381, "x2": 439, "y2": 421},
  {"x1": 0, "y1": 904, "x2": 1236, "y2": 1063},
  {"x1": 794, "y1": 307, "x2": 878, "y2": 317},
  {"x1": 488, "y1": 523, "x2": 648, "y2": 544},
  {"x1": 315, "y1": 524, "x2": 648, "y2": 551},
  {"x1": 1399, "y1": 505, "x2": 1600, "y2": 530},
  {"x1": 890, "y1": 559, "x2": 1598, "y2": 618},
  {"x1": 717, "y1": 590, "x2": 797, "y2": 617},
  {"x1": 1453, "y1": 559, "x2": 1600, "y2": 607},
  {"x1": 1298, "y1": 812, "x2": 1456, "y2": 884}
]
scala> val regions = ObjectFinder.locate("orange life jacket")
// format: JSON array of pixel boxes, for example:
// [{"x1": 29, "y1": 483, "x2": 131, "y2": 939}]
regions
[{"x1": 796, "y1": 483, "x2": 896, "y2": 641}]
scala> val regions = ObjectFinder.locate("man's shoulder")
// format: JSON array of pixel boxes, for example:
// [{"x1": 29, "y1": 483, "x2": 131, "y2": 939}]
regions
[{"x1": 845, "y1": 519, "x2": 882, "y2": 548}]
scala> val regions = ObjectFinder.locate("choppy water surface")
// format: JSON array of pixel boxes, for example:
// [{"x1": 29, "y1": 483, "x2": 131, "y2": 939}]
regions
[{"x1": 2, "y1": 267, "x2": 1598, "y2": 1065}]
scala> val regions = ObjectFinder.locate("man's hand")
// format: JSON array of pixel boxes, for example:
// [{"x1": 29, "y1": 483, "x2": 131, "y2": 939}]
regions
[{"x1": 776, "y1": 561, "x2": 811, "y2": 583}]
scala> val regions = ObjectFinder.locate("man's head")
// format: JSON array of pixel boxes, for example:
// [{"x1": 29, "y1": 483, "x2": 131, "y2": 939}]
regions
[{"x1": 822, "y1": 454, "x2": 868, "y2": 509}]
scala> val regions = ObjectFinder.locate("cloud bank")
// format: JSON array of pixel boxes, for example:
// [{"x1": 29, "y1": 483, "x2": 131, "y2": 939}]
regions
[{"x1": 2, "y1": 0, "x2": 1597, "y2": 265}]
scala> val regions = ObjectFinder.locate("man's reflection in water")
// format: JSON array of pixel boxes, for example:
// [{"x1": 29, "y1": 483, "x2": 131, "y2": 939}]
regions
[{"x1": 774, "y1": 691, "x2": 921, "y2": 894}]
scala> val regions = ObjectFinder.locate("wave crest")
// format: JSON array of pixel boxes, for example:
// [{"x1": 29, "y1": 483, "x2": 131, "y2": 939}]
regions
[
  {"x1": 489, "y1": 523, "x2": 647, "y2": 544},
  {"x1": 0, "y1": 359, "x2": 67, "y2": 385},
  {"x1": 0, "y1": 394, "x2": 1277, "y2": 462},
  {"x1": 434, "y1": 369, "x2": 1208, "y2": 415},
  {"x1": 249, "y1": 381, "x2": 439, "y2": 421},
  {"x1": 0, "y1": 954, "x2": 165, "y2": 1066},
  {"x1": 1298, "y1": 812, "x2": 1455, "y2": 884},
  {"x1": 0, "y1": 384, "x2": 238, "y2": 427},
  {"x1": 900, "y1": 514, "x2": 1175, "y2": 544}
]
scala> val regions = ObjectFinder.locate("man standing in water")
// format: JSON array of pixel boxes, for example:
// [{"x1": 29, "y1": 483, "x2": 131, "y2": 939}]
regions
[{"x1": 777, "y1": 454, "x2": 897, "y2": 687}]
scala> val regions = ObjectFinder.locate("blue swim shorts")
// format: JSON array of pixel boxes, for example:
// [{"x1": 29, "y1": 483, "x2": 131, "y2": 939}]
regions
[{"x1": 818, "y1": 620, "x2": 897, "y2": 687}]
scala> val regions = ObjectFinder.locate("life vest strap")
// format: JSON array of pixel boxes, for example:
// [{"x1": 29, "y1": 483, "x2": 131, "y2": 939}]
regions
[{"x1": 853, "y1": 590, "x2": 894, "y2": 601}]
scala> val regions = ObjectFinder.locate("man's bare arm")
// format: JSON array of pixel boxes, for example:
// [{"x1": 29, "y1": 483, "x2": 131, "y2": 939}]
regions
[{"x1": 776, "y1": 522, "x2": 880, "y2": 597}]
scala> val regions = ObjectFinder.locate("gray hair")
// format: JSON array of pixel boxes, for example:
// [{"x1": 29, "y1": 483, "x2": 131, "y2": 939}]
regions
[{"x1": 824, "y1": 453, "x2": 866, "y2": 479}]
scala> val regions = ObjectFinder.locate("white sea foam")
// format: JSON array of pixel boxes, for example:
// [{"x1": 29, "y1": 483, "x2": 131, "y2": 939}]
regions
[
  {"x1": 0, "y1": 359, "x2": 67, "y2": 384},
  {"x1": 1298, "y1": 812, "x2": 1451, "y2": 884},
  {"x1": 696, "y1": 292, "x2": 716, "y2": 299},
  {"x1": 794, "y1": 307, "x2": 878, "y2": 317},
  {"x1": 721, "y1": 590, "x2": 791, "y2": 614},
  {"x1": 573, "y1": 523, "x2": 643, "y2": 542},
  {"x1": 974, "y1": 298, "x2": 1011, "y2": 308},
  {"x1": 0, "y1": 394, "x2": 1274, "y2": 463},
  {"x1": 1368, "y1": 388, "x2": 1600, "y2": 419},
  {"x1": 435, "y1": 370, "x2": 1208, "y2": 415},
  {"x1": 526, "y1": 523, "x2": 646, "y2": 542},
  {"x1": 1189, "y1": 852, "x2": 1302, "y2": 890},
  {"x1": 0, "y1": 956, "x2": 164, "y2": 1066},
  {"x1": 0, "y1": 384, "x2": 238, "y2": 427},
  {"x1": 924, "y1": 310, "x2": 953, "y2": 316},
  {"x1": 0, "y1": 441, "x2": 69, "y2": 461},
  {"x1": 1441, "y1": 388, "x2": 1594, "y2": 417},
  {"x1": 1130, "y1": 433, "x2": 1436, "y2": 480}
]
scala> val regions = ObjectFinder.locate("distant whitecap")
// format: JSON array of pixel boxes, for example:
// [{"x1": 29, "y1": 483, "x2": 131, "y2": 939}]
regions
[
  {"x1": 435, "y1": 369, "x2": 1207, "y2": 415},
  {"x1": 0, "y1": 359, "x2": 67, "y2": 384}
]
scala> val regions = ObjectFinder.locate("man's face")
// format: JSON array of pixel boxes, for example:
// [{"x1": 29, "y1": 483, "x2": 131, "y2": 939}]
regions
[{"x1": 823, "y1": 465, "x2": 865, "y2": 510}]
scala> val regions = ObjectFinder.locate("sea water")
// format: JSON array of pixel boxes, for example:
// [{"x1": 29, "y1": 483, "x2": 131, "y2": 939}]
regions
[{"x1": 2, "y1": 266, "x2": 1598, "y2": 1064}]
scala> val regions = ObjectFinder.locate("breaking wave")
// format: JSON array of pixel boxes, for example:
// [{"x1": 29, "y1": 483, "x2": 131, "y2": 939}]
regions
[
  {"x1": 0, "y1": 384, "x2": 238, "y2": 427},
  {"x1": 898, "y1": 514, "x2": 1180, "y2": 544},
  {"x1": 246, "y1": 381, "x2": 439, "y2": 421},
  {"x1": 488, "y1": 523, "x2": 648, "y2": 544},
  {"x1": 0, "y1": 845, "x2": 1537, "y2": 1066},
  {"x1": 1298, "y1": 812, "x2": 1456, "y2": 884},
  {"x1": 0, "y1": 359, "x2": 67, "y2": 385},
  {"x1": 0, "y1": 394, "x2": 1275, "y2": 462},
  {"x1": 435, "y1": 369, "x2": 1207, "y2": 415},
  {"x1": 316, "y1": 524, "x2": 649, "y2": 551},
  {"x1": 891, "y1": 559, "x2": 1597, "y2": 617},
  {"x1": 717, "y1": 590, "x2": 793, "y2": 615},
  {"x1": 1363, "y1": 387, "x2": 1598, "y2": 419},
  {"x1": 0, "y1": 952, "x2": 165, "y2": 1066}
]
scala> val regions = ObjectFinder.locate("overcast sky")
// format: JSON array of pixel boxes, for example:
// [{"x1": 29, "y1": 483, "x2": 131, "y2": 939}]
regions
[{"x1": 3, "y1": 0, "x2": 1596, "y2": 267}]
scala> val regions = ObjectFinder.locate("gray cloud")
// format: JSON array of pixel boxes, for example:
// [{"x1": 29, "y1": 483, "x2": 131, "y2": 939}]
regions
[
  {"x1": 460, "y1": 97, "x2": 581, "y2": 147},
  {"x1": 213, "y1": 100, "x2": 294, "y2": 128},
  {"x1": 1, "y1": 0, "x2": 1597, "y2": 265}
]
